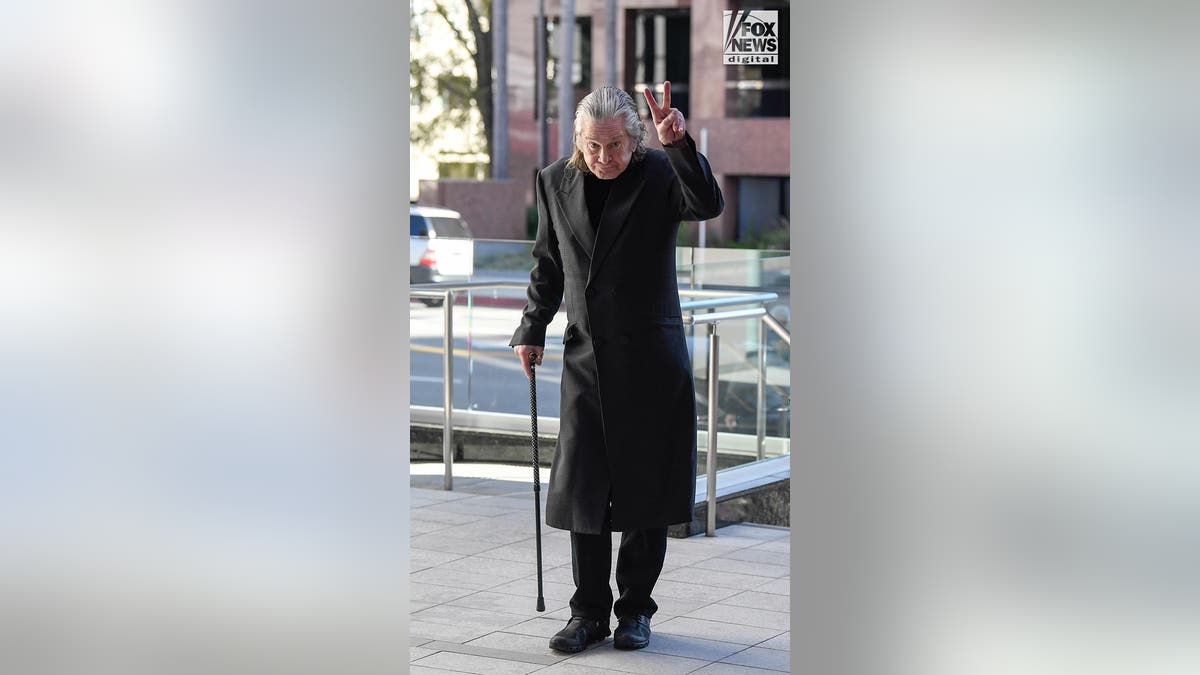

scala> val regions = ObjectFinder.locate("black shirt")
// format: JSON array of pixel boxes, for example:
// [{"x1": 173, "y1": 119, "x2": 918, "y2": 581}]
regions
[{"x1": 583, "y1": 172, "x2": 612, "y2": 233}]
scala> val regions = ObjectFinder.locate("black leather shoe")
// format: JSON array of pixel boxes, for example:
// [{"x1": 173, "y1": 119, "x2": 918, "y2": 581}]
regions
[
  {"x1": 548, "y1": 617, "x2": 610, "y2": 653},
  {"x1": 613, "y1": 614, "x2": 651, "y2": 650}
]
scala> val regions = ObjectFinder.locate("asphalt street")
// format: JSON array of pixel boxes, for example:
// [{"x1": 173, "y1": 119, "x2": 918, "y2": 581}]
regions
[
  {"x1": 408, "y1": 301, "x2": 789, "y2": 434},
  {"x1": 409, "y1": 301, "x2": 569, "y2": 416}
]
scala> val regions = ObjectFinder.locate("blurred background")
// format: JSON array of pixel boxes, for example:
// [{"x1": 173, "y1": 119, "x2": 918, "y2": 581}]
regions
[
  {"x1": 0, "y1": 2, "x2": 408, "y2": 672},
  {"x1": 791, "y1": 5, "x2": 1200, "y2": 674}
]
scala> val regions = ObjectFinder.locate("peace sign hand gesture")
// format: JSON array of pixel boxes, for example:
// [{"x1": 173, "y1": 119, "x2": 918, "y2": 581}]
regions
[{"x1": 643, "y1": 81, "x2": 686, "y2": 147}]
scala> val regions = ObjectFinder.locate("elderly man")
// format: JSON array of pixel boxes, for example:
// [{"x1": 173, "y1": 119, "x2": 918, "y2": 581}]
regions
[{"x1": 511, "y1": 83, "x2": 723, "y2": 653}]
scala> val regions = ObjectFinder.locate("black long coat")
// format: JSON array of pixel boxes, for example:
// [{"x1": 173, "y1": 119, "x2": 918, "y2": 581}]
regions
[{"x1": 510, "y1": 133, "x2": 724, "y2": 534}]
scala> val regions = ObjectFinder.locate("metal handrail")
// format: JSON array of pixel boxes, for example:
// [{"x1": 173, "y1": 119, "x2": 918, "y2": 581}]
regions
[
  {"x1": 686, "y1": 307, "x2": 766, "y2": 324},
  {"x1": 680, "y1": 293, "x2": 777, "y2": 311},
  {"x1": 410, "y1": 279, "x2": 790, "y2": 536}
]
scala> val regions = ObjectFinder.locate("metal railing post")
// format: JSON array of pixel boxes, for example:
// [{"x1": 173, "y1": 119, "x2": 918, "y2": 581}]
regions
[
  {"x1": 443, "y1": 290, "x2": 454, "y2": 490},
  {"x1": 756, "y1": 317, "x2": 767, "y2": 461},
  {"x1": 706, "y1": 323, "x2": 719, "y2": 536}
]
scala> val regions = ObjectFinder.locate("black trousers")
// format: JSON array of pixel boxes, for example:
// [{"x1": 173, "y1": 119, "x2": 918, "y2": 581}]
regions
[{"x1": 569, "y1": 525, "x2": 668, "y2": 622}]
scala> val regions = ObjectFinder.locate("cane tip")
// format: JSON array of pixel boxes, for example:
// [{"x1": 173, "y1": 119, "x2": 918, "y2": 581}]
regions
[{"x1": 536, "y1": 598, "x2": 545, "y2": 612}]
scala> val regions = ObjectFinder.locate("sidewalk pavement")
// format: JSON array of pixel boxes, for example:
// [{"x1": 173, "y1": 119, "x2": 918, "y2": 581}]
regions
[{"x1": 411, "y1": 463, "x2": 790, "y2": 674}]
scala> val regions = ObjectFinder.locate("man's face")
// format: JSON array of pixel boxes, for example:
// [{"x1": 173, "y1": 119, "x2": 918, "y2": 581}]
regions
[{"x1": 577, "y1": 116, "x2": 634, "y2": 180}]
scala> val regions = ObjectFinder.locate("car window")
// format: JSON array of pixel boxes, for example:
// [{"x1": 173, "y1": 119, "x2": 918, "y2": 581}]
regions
[
  {"x1": 410, "y1": 213, "x2": 429, "y2": 237},
  {"x1": 427, "y1": 216, "x2": 470, "y2": 238}
]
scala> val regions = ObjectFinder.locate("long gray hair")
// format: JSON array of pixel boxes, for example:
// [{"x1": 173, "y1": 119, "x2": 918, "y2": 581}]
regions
[{"x1": 567, "y1": 86, "x2": 648, "y2": 173}]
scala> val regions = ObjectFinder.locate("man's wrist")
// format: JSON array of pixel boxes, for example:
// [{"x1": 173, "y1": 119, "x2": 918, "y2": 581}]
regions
[{"x1": 662, "y1": 133, "x2": 689, "y2": 149}]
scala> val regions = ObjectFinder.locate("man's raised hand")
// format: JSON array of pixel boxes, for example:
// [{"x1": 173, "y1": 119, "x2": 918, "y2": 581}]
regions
[{"x1": 643, "y1": 81, "x2": 686, "y2": 146}]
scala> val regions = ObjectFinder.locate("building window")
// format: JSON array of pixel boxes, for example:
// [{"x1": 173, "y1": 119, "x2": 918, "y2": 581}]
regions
[
  {"x1": 626, "y1": 9, "x2": 691, "y2": 119},
  {"x1": 725, "y1": 3, "x2": 788, "y2": 117},
  {"x1": 737, "y1": 176, "x2": 790, "y2": 247},
  {"x1": 544, "y1": 16, "x2": 592, "y2": 119}
]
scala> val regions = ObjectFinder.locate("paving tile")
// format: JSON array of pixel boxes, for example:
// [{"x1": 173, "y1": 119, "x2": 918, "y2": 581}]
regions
[
  {"x1": 410, "y1": 666, "x2": 469, "y2": 675},
  {"x1": 677, "y1": 534, "x2": 778, "y2": 550},
  {"x1": 475, "y1": 541, "x2": 573, "y2": 567},
  {"x1": 463, "y1": 631, "x2": 569, "y2": 660},
  {"x1": 719, "y1": 590, "x2": 791, "y2": 613},
  {"x1": 410, "y1": 619, "x2": 492, "y2": 644},
  {"x1": 660, "y1": 551, "x2": 722, "y2": 570},
  {"x1": 412, "y1": 487, "x2": 477, "y2": 502},
  {"x1": 409, "y1": 469, "x2": 794, "y2": 674},
  {"x1": 435, "y1": 500, "x2": 522, "y2": 517},
  {"x1": 713, "y1": 524, "x2": 789, "y2": 540},
  {"x1": 721, "y1": 646, "x2": 789, "y2": 671},
  {"x1": 640, "y1": 632, "x2": 747, "y2": 661},
  {"x1": 411, "y1": 548, "x2": 466, "y2": 572},
  {"x1": 446, "y1": 590, "x2": 568, "y2": 616},
  {"x1": 755, "y1": 631, "x2": 789, "y2": 651},
  {"x1": 436, "y1": 520, "x2": 538, "y2": 544},
  {"x1": 440, "y1": 555, "x2": 538, "y2": 578},
  {"x1": 690, "y1": 557, "x2": 790, "y2": 578},
  {"x1": 410, "y1": 583, "x2": 476, "y2": 605},
  {"x1": 746, "y1": 540, "x2": 788, "y2": 553},
  {"x1": 685, "y1": 603, "x2": 789, "y2": 631},
  {"x1": 652, "y1": 596, "x2": 713, "y2": 619},
  {"x1": 461, "y1": 492, "x2": 535, "y2": 504},
  {"x1": 412, "y1": 604, "x2": 530, "y2": 631},
  {"x1": 541, "y1": 605, "x2": 575, "y2": 620},
  {"x1": 409, "y1": 567, "x2": 516, "y2": 591},
  {"x1": 653, "y1": 616, "x2": 781, "y2": 645},
  {"x1": 535, "y1": 663, "x2": 628, "y2": 675},
  {"x1": 472, "y1": 495, "x2": 541, "y2": 510},
  {"x1": 420, "y1": 640, "x2": 560, "y2": 666},
  {"x1": 539, "y1": 564, "x2": 579, "y2": 585},
  {"x1": 449, "y1": 481, "x2": 532, "y2": 496},
  {"x1": 659, "y1": 567, "x2": 773, "y2": 591},
  {"x1": 567, "y1": 645, "x2": 710, "y2": 674},
  {"x1": 691, "y1": 662, "x2": 787, "y2": 674},
  {"x1": 411, "y1": 646, "x2": 439, "y2": 661},
  {"x1": 489, "y1": 578, "x2": 577, "y2": 604},
  {"x1": 752, "y1": 577, "x2": 789, "y2": 596},
  {"x1": 411, "y1": 509, "x2": 481, "y2": 525},
  {"x1": 411, "y1": 533, "x2": 506, "y2": 556},
  {"x1": 413, "y1": 651, "x2": 541, "y2": 675},
  {"x1": 716, "y1": 547, "x2": 790, "y2": 567},
  {"x1": 412, "y1": 518, "x2": 459, "y2": 536},
  {"x1": 649, "y1": 578, "x2": 742, "y2": 603},
  {"x1": 504, "y1": 615, "x2": 586, "y2": 639}
]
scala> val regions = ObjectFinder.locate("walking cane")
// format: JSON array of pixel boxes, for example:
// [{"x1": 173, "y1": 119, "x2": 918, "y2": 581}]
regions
[{"x1": 529, "y1": 353, "x2": 546, "y2": 612}]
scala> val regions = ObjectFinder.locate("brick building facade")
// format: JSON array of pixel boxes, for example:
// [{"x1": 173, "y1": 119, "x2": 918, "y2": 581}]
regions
[{"x1": 418, "y1": 0, "x2": 790, "y2": 244}]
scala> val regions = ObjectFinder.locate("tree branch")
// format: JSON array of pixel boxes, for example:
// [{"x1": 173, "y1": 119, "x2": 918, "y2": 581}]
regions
[{"x1": 431, "y1": 0, "x2": 475, "y2": 56}]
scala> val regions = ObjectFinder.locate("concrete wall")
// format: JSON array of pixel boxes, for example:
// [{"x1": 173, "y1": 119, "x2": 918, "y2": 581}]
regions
[{"x1": 418, "y1": 178, "x2": 529, "y2": 240}]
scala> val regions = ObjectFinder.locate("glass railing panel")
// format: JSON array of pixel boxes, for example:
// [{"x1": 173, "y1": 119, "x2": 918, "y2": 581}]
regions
[
  {"x1": 411, "y1": 241, "x2": 790, "y2": 468},
  {"x1": 409, "y1": 239, "x2": 566, "y2": 417}
]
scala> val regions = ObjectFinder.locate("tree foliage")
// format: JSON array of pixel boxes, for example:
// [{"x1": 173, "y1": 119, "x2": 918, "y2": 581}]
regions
[{"x1": 410, "y1": 0, "x2": 494, "y2": 173}]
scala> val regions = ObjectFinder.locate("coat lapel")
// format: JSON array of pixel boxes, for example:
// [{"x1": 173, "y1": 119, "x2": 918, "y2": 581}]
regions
[
  {"x1": 587, "y1": 158, "x2": 645, "y2": 286},
  {"x1": 555, "y1": 167, "x2": 595, "y2": 256}
]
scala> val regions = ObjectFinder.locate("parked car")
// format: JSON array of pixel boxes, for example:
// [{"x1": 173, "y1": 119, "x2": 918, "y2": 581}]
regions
[
  {"x1": 411, "y1": 205, "x2": 474, "y2": 306},
  {"x1": 695, "y1": 378, "x2": 791, "y2": 438}
]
